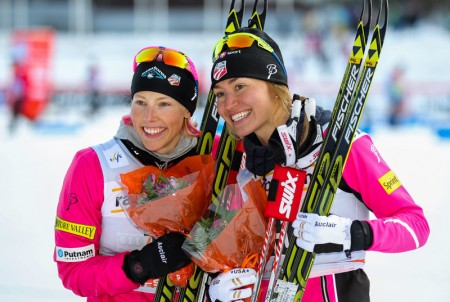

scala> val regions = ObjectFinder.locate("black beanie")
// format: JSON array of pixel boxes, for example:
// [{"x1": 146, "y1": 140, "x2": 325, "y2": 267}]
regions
[
  {"x1": 131, "y1": 61, "x2": 198, "y2": 115},
  {"x1": 211, "y1": 27, "x2": 288, "y2": 88}
]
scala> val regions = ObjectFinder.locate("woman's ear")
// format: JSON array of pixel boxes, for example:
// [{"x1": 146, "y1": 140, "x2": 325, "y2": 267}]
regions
[{"x1": 184, "y1": 110, "x2": 191, "y2": 119}]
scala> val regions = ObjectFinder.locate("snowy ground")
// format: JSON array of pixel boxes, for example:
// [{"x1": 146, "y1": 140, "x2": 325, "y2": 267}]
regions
[{"x1": 0, "y1": 104, "x2": 449, "y2": 302}]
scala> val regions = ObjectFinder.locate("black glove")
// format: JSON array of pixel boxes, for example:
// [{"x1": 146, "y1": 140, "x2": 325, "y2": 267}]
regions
[
  {"x1": 122, "y1": 232, "x2": 191, "y2": 284},
  {"x1": 350, "y1": 220, "x2": 373, "y2": 251}
]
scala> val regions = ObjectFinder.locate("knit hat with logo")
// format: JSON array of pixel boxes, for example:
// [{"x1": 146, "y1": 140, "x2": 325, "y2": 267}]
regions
[
  {"x1": 211, "y1": 27, "x2": 288, "y2": 88},
  {"x1": 131, "y1": 61, "x2": 198, "y2": 115}
]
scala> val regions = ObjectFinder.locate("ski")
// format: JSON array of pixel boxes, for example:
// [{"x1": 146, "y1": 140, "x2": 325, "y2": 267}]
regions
[
  {"x1": 267, "y1": 0, "x2": 388, "y2": 301},
  {"x1": 263, "y1": 2, "x2": 373, "y2": 300},
  {"x1": 190, "y1": 1, "x2": 269, "y2": 301},
  {"x1": 264, "y1": 2, "x2": 373, "y2": 300},
  {"x1": 152, "y1": 1, "x2": 245, "y2": 299},
  {"x1": 184, "y1": 3, "x2": 247, "y2": 301},
  {"x1": 248, "y1": 0, "x2": 267, "y2": 29}
]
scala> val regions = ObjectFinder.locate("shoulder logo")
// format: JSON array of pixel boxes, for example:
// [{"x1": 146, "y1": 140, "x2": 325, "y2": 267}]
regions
[
  {"x1": 65, "y1": 192, "x2": 78, "y2": 211},
  {"x1": 56, "y1": 244, "x2": 95, "y2": 262},
  {"x1": 110, "y1": 151, "x2": 122, "y2": 163},
  {"x1": 55, "y1": 217, "x2": 96, "y2": 239},
  {"x1": 378, "y1": 170, "x2": 402, "y2": 194},
  {"x1": 370, "y1": 144, "x2": 381, "y2": 163},
  {"x1": 103, "y1": 145, "x2": 129, "y2": 169}
]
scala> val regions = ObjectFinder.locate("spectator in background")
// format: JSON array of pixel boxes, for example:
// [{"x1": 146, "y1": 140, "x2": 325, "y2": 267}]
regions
[
  {"x1": 87, "y1": 61, "x2": 101, "y2": 116},
  {"x1": 302, "y1": 9, "x2": 330, "y2": 71},
  {"x1": 7, "y1": 60, "x2": 27, "y2": 134},
  {"x1": 387, "y1": 65, "x2": 407, "y2": 126}
]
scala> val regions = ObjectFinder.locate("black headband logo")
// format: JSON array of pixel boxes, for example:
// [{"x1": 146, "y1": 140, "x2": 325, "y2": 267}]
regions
[
  {"x1": 267, "y1": 64, "x2": 277, "y2": 79},
  {"x1": 142, "y1": 66, "x2": 166, "y2": 80}
]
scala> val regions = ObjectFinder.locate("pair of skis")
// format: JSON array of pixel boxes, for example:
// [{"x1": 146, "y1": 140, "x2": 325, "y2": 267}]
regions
[
  {"x1": 194, "y1": 2, "x2": 269, "y2": 302},
  {"x1": 153, "y1": 1, "x2": 267, "y2": 301},
  {"x1": 267, "y1": 0, "x2": 389, "y2": 301}
]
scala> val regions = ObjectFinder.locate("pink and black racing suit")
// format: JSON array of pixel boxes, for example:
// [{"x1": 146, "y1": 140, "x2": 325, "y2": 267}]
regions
[
  {"x1": 241, "y1": 106, "x2": 429, "y2": 302},
  {"x1": 55, "y1": 138, "x2": 167, "y2": 301}
]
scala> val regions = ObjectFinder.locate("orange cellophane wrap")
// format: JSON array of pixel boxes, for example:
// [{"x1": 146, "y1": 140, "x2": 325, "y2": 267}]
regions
[
  {"x1": 120, "y1": 154, "x2": 215, "y2": 237},
  {"x1": 119, "y1": 154, "x2": 215, "y2": 286},
  {"x1": 187, "y1": 178, "x2": 272, "y2": 273}
]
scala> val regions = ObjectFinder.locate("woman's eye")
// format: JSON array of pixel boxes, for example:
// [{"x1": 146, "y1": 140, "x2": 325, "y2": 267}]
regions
[
  {"x1": 214, "y1": 91, "x2": 224, "y2": 98},
  {"x1": 134, "y1": 99, "x2": 145, "y2": 106},
  {"x1": 235, "y1": 84, "x2": 244, "y2": 91}
]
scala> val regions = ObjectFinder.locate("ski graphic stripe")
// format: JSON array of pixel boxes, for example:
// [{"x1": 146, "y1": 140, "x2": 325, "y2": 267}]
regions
[{"x1": 153, "y1": 276, "x2": 176, "y2": 302}]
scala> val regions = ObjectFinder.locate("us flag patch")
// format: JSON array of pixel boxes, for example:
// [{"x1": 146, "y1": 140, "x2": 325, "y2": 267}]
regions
[
  {"x1": 213, "y1": 61, "x2": 227, "y2": 81},
  {"x1": 168, "y1": 74, "x2": 181, "y2": 86}
]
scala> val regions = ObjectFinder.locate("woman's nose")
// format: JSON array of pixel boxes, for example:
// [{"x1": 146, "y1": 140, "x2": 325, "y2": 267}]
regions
[
  {"x1": 223, "y1": 94, "x2": 239, "y2": 111},
  {"x1": 143, "y1": 105, "x2": 157, "y2": 121}
]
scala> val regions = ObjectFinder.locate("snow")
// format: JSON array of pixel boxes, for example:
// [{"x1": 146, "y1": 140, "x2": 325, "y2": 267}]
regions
[{"x1": 1, "y1": 23, "x2": 449, "y2": 302}]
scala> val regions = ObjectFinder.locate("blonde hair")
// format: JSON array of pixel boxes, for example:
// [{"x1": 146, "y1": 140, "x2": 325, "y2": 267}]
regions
[{"x1": 267, "y1": 82, "x2": 292, "y2": 119}]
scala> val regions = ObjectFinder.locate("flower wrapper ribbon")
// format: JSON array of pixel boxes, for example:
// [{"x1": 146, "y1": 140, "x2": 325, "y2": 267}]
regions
[
  {"x1": 182, "y1": 178, "x2": 272, "y2": 273},
  {"x1": 119, "y1": 154, "x2": 215, "y2": 286}
]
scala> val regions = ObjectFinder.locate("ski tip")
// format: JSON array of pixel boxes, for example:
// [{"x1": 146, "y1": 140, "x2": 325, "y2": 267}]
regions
[
  {"x1": 374, "y1": 0, "x2": 389, "y2": 43},
  {"x1": 379, "y1": 0, "x2": 389, "y2": 32},
  {"x1": 225, "y1": 0, "x2": 245, "y2": 34},
  {"x1": 361, "y1": 0, "x2": 372, "y2": 29},
  {"x1": 247, "y1": 0, "x2": 268, "y2": 30}
]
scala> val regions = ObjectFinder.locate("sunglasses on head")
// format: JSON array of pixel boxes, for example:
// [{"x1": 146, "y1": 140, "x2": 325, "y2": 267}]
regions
[
  {"x1": 212, "y1": 33, "x2": 287, "y2": 75},
  {"x1": 133, "y1": 46, "x2": 199, "y2": 82}
]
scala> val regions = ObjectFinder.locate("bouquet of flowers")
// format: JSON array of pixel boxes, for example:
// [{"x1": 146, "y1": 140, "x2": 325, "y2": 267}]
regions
[
  {"x1": 119, "y1": 154, "x2": 215, "y2": 286},
  {"x1": 182, "y1": 177, "x2": 271, "y2": 273}
]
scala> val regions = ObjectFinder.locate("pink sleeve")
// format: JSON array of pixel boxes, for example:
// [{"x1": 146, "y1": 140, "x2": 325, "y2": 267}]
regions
[
  {"x1": 54, "y1": 148, "x2": 139, "y2": 297},
  {"x1": 342, "y1": 133, "x2": 430, "y2": 253}
]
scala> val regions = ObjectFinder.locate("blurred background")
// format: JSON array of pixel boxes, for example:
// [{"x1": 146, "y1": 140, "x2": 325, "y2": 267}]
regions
[
  {"x1": 0, "y1": 0, "x2": 449, "y2": 133},
  {"x1": 0, "y1": 1, "x2": 449, "y2": 302}
]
